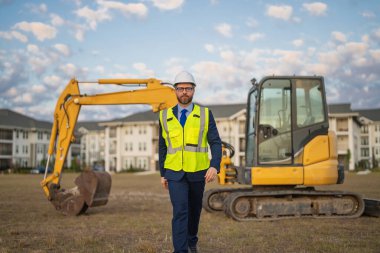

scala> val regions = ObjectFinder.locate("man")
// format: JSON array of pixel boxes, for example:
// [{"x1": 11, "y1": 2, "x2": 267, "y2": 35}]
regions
[{"x1": 159, "y1": 71, "x2": 222, "y2": 253}]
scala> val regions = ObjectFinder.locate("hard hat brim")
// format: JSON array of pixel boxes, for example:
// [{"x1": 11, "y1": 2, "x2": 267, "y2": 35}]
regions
[{"x1": 174, "y1": 82, "x2": 196, "y2": 87}]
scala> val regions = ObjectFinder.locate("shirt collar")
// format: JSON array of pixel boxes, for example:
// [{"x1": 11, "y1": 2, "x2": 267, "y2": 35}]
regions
[{"x1": 178, "y1": 103, "x2": 193, "y2": 113}]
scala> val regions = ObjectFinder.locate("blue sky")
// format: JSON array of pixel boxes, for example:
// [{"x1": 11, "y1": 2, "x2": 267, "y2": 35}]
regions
[{"x1": 0, "y1": 0, "x2": 379, "y2": 121}]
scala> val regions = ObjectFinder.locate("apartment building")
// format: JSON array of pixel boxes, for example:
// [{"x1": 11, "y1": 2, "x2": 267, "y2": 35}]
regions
[
  {"x1": 2, "y1": 103, "x2": 379, "y2": 172},
  {"x1": 328, "y1": 104, "x2": 362, "y2": 170},
  {"x1": 0, "y1": 109, "x2": 79, "y2": 171},
  {"x1": 356, "y1": 109, "x2": 380, "y2": 168},
  {"x1": 78, "y1": 104, "x2": 247, "y2": 172},
  {"x1": 77, "y1": 122, "x2": 105, "y2": 169},
  {"x1": 328, "y1": 104, "x2": 380, "y2": 170}
]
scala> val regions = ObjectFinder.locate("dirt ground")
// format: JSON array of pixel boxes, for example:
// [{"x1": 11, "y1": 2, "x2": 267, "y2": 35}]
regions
[{"x1": 0, "y1": 172, "x2": 379, "y2": 253}]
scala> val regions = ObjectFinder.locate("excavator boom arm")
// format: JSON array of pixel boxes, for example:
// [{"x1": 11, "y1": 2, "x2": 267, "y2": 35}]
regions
[{"x1": 41, "y1": 78, "x2": 177, "y2": 215}]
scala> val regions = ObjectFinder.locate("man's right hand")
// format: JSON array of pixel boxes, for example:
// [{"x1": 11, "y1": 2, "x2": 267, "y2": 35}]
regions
[{"x1": 161, "y1": 177, "x2": 168, "y2": 190}]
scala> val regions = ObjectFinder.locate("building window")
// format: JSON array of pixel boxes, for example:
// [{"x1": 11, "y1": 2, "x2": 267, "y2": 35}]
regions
[
  {"x1": 109, "y1": 127, "x2": 116, "y2": 138},
  {"x1": 143, "y1": 142, "x2": 146, "y2": 151},
  {"x1": 0, "y1": 129, "x2": 13, "y2": 140},
  {"x1": 130, "y1": 143, "x2": 133, "y2": 151},
  {"x1": 0, "y1": 143, "x2": 12, "y2": 155},
  {"x1": 125, "y1": 143, "x2": 128, "y2": 151},
  {"x1": 16, "y1": 145, "x2": 19, "y2": 154},
  {"x1": 360, "y1": 148, "x2": 369, "y2": 157},
  {"x1": 361, "y1": 125, "x2": 368, "y2": 134},
  {"x1": 361, "y1": 137, "x2": 369, "y2": 145},
  {"x1": 16, "y1": 130, "x2": 19, "y2": 138}
]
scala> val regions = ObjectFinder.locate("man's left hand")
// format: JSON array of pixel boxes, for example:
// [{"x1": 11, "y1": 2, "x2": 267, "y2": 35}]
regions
[{"x1": 205, "y1": 167, "x2": 218, "y2": 183}]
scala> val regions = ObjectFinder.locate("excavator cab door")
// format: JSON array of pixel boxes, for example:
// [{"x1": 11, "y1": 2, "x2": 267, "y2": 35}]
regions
[{"x1": 257, "y1": 79, "x2": 292, "y2": 165}]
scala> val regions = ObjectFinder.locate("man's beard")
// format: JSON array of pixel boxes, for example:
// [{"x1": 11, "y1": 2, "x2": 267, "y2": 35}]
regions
[{"x1": 177, "y1": 94, "x2": 193, "y2": 105}]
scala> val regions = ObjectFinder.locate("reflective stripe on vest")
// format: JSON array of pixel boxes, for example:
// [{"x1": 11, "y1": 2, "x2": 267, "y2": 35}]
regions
[{"x1": 161, "y1": 109, "x2": 182, "y2": 154}]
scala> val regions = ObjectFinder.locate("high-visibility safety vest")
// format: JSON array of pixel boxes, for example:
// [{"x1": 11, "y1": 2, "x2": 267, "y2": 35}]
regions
[{"x1": 160, "y1": 104, "x2": 210, "y2": 172}]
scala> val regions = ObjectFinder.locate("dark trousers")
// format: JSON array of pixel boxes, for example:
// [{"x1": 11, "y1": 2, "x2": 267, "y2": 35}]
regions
[{"x1": 168, "y1": 175, "x2": 205, "y2": 253}]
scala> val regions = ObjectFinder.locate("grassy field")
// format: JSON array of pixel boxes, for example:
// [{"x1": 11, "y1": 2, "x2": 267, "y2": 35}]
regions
[{"x1": 0, "y1": 172, "x2": 379, "y2": 253}]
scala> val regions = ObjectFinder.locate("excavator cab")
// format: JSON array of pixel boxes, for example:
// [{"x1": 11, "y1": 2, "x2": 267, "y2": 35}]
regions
[{"x1": 247, "y1": 77, "x2": 328, "y2": 168}]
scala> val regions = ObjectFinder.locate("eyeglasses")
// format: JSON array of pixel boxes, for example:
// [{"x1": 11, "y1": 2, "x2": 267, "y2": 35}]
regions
[{"x1": 175, "y1": 87, "x2": 194, "y2": 92}]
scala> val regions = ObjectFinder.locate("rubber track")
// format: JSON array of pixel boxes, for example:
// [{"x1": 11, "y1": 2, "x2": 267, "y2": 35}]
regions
[{"x1": 223, "y1": 190, "x2": 365, "y2": 221}]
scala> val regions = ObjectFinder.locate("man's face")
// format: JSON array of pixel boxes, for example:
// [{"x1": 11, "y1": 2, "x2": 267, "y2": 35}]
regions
[{"x1": 175, "y1": 83, "x2": 195, "y2": 105}]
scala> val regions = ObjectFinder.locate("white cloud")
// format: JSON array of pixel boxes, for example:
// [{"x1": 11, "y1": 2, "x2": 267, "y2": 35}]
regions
[
  {"x1": 292, "y1": 39, "x2": 304, "y2": 47},
  {"x1": 43, "y1": 75, "x2": 63, "y2": 88},
  {"x1": 72, "y1": 23, "x2": 86, "y2": 41},
  {"x1": 303, "y1": 2, "x2": 327, "y2": 16},
  {"x1": 5, "y1": 87, "x2": 17, "y2": 97},
  {"x1": 0, "y1": 30, "x2": 28, "y2": 43},
  {"x1": 60, "y1": 63, "x2": 78, "y2": 77},
  {"x1": 246, "y1": 18, "x2": 258, "y2": 28},
  {"x1": 361, "y1": 11, "x2": 375, "y2": 18},
  {"x1": 54, "y1": 44, "x2": 70, "y2": 56},
  {"x1": 13, "y1": 22, "x2": 57, "y2": 41},
  {"x1": 370, "y1": 50, "x2": 380, "y2": 62},
  {"x1": 133, "y1": 62, "x2": 155, "y2": 76},
  {"x1": 75, "y1": 6, "x2": 111, "y2": 30},
  {"x1": 332, "y1": 31, "x2": 347, "y2": 43},
  {"x1": 151, "y1": 0, "x2": 184, "y2": 11},
  {"x1": 75, "y1": 1, "x2": 148, "y2": 32},
  {"x1": 28, "y1": 3, "x2": 47, "y2": 14},
  {"x1": 266, "y1": 5, "x2": 293, "y2": 21},
  {"x1": 50, "y1": 14, "x2": 65, "y2": 26},
  {"x1": 31, "y1": 84, "x2": 46, "y2": 93},
  {"x1": 246, "y1": 33, "x2": 264, "y2": 42},
  {"x1": 11, "y1": 31, "x2": 28, "y2": 43},
  {"x1": 97, "y1": 0, "x2": 148, "y2": 18},
  {"x1": 27, "y1": 44, "x2": 40, "y2": 54},
  {"x1": 14, "y1": 93, "x2": 33, "y2": 104},
  {"x1": 215, "y1": 23, "x2": 232, "y2": 37},
  {"x1": 204, "y1": 44, "x2": 215, "y2": 53},
  {"x1": 220, "y1": 50, "x2": 235, "y2": 62}
]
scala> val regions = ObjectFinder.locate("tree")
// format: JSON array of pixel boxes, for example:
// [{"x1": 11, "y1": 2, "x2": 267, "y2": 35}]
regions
[{"x1": 345, "y1": 149, "x2": 351, "y2": 170}]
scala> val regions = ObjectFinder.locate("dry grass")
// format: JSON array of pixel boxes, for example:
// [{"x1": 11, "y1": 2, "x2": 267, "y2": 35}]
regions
[{"x1": 0, "y1": 172, "x2": 379, "y2": 253}]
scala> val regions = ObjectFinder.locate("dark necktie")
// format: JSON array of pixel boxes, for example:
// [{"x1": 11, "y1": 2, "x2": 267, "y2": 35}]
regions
[{"x1": 180, "y1": 109, "x2": 187, "y2": 127}]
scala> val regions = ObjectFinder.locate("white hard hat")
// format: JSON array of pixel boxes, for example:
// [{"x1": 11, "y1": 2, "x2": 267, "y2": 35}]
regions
[{"x1": 174, "y1": 71, "x2": 196, "y2": 86}]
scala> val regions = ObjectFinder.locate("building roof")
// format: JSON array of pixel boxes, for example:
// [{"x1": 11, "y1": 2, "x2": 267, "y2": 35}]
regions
[
  {"x1": 76, "y1": 121, "x2": 105, "y2": 131},
  {"x1": 0, "y1": 109, "x2": 52, "y2": 130},
  {"x1": 102, "y1": 103, "x2": 247, "y2": 124},
  {"x1": 355, "y1": 108, "x2": 380, "y2": 121},
  {"x1": 207, "y1": 103, "x2": 246, "y2": 118},
  {"x1": 328, "y1": 103, "x2": 353, "y2": 114}
]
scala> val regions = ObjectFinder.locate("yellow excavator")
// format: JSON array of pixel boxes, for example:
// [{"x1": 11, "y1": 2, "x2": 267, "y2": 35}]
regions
[
  {"x1": 203, "y1": 76, "x2": 380, "y2": 221},
  {"x1": 40, "y1": 78, "x2": 177, "y2": 215}
]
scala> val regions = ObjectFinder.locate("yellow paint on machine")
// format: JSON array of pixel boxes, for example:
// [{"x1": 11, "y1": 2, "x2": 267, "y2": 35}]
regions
[
  {"x1": 251, "y1": 167, "x2": 303, "y2": 185},
  {"x1": 303, "y1": 135, "x2": 330, "y2": 166},
  {"x1": 304, "y1": 159, "x2": 338, "y2": 185}
]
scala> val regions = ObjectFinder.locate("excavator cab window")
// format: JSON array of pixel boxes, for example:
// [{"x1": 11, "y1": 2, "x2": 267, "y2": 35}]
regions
[
  {"x1": 295, "y1": 80, "x2": 325, "y2": 128},
  {"x1": 257, "y1": 79, "x2": 292, "y2": 164},
  {"x1": 245, "y1": 88, "x2": 257, "y2": 167}
]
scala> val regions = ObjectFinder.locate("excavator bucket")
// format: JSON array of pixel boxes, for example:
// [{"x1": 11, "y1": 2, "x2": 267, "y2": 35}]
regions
[
  {"x1": 50, "y1": 170, "x2": 112, "y2": 216},
  {"x1": 75, "y1": 170, "x2": 112, "y2": 207}
]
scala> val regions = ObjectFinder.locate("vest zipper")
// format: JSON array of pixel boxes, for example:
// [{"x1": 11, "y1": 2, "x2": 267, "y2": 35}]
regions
[{"x1": 182, "y1": 124, "x2": 184, "y2": 170}]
